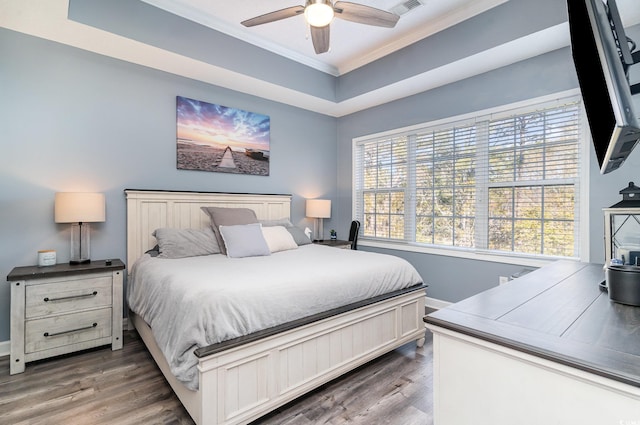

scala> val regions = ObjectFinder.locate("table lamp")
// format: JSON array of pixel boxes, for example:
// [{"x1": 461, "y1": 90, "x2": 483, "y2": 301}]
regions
[
  {"x1": 55, "y1": 192, "x2": 105, "y2": 264},
  {"x1": 306, "y1": 199, "x2": 331, "y2": 241}
]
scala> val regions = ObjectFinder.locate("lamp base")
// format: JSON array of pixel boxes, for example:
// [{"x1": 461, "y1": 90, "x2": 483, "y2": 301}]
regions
[
  {"x1": 69, "y1": 259, "x2": 91, "y2": 265},
  {"x1": 313, "y1": 218, "x2": 325, "y2": 242},
  {"x1": 70, "y1": 222, "x2": 92, "y2": 265}
]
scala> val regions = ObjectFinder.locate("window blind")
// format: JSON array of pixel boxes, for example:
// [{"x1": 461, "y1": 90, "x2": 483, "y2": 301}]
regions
[{"x1": 353, "y1": 95, "x2": 582, "y2": 259}]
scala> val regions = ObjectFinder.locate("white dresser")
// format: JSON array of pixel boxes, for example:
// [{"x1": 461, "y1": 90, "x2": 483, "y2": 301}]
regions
[
  {"x1": 424, "y1": 261, "x2": 640, "y2": 425},
  {"x1": 7, "y1": 259, "x2": 125, "y2": 374}
]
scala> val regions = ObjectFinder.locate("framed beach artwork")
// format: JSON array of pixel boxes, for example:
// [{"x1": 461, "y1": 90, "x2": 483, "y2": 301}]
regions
[{"x1": 176, "y1": 96, "x2": 270, "y2": 176}]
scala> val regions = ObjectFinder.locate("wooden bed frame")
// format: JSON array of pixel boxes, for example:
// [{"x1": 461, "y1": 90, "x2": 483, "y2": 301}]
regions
[{"x1": 125, "y1": 189, "x2": 427, "y2": 425}]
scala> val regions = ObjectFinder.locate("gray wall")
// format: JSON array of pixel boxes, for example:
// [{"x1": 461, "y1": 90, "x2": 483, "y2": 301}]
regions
[
  {"x1": 0, "y1": 28, "x2": 338, "y2": 342},
  {"x1": 67, "y1": 0, "x2": 338, "y2": 102},
  {"x1": 337, "y1": 0, "x2": 568, "y2": 101}
]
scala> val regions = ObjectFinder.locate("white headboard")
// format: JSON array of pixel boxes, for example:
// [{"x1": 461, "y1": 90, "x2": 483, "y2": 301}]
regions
[{"x1": 125, "y1": 190, "x2": 292, "y2": 272}]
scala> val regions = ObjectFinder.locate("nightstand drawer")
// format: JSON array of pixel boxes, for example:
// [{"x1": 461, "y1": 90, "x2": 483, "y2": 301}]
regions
[
  {"x1": 25, "y1": 308, "x2": 113, "y2": 354},
  {"x1": 25, "y1": 276, "x2": 112, "y2": 319}
]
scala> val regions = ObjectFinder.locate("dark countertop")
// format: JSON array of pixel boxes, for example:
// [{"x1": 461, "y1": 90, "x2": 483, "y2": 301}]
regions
[
  {"x1": 313, "y1": 239, "x2": 352, "y2": 248},
  {"x1": 424, "y1": 260, "x2": 640, "y2": 388},
  {"x1": 7, "y1": 259, "x2": 125, "y2": 281}
]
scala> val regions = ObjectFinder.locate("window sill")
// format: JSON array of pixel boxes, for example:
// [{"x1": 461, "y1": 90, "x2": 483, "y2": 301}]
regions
[{"x1": 359, "y1": 240, "x2": 566, "y2": 268}]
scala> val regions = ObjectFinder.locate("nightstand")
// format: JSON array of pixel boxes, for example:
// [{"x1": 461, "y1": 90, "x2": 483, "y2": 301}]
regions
[
  {"x1": 7, "y1": 259, "x2": 125, "y2": 375},
  {"x1": 313, "y1": 239, "x2": 352, "y2": 249}
]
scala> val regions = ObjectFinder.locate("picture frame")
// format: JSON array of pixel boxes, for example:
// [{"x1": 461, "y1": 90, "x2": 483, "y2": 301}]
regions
[{"x1": 176, "y1": 96, "x2": 270, "y2": 176}]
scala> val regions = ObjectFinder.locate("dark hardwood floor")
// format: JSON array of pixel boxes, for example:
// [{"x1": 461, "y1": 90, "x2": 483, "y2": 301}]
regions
[{"x1": 0, "y1": 330, "x2": 433, "y2": 425}]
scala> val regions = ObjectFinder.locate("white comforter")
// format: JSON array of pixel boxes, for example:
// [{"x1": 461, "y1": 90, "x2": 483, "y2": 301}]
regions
[{"x1": 127, "y1": 244, "x2": 423, "y2": 390}]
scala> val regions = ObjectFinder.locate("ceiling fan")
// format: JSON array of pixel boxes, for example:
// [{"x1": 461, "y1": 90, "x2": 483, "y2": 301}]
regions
[{"x1": 241, "y1": 0, "x2": 400, "y2": 55}]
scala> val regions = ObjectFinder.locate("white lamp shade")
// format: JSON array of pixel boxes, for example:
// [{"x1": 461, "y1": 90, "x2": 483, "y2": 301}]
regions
[
  {"x1": 55, "y1": 192, "x2": 106, "y2": 223},
  {"x1": 306, "y1": 199, "x2": 331, "y2": 218}
]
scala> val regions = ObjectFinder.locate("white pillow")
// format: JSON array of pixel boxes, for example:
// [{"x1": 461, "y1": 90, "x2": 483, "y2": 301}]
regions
[
  {"x1": 218, "y1": 223, "x2": 271, "y2": 258},
  {"x1": 262, "y1": 226, "x2": 299, "y2": 253}
]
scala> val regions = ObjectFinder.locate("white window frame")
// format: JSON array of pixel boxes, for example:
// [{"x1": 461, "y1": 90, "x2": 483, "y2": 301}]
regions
[{"x1": 352, "y1": 89, "x2": 590, "y2": 268}]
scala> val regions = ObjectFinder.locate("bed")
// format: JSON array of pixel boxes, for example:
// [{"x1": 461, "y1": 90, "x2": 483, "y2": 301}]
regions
[{"x1": 125, "y1": 189, "x2": 427, "y2": 425}]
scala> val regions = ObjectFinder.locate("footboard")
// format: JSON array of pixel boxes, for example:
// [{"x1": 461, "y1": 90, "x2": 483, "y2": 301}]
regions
[{"x1": 132, "y1": 288, "x2": 426, "y2": 425}]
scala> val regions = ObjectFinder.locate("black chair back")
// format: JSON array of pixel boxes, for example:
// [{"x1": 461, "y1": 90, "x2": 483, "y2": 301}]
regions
[{"x1": 349, "y1": 220, "x2": 361, "y2": 250}]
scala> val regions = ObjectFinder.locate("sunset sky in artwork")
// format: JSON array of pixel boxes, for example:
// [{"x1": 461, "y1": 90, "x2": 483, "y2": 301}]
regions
[{"x1": 176, "y1": 96, "x2": 270, "y2": 152}]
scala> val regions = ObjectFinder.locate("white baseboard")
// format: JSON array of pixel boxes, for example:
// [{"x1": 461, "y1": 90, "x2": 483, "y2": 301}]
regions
[
  {"x1": 0, "y1": 340, "x2": 9, "y2": 358},
  {"x1": 426, "y1": 296, "x2": 451, "y2": 310}
]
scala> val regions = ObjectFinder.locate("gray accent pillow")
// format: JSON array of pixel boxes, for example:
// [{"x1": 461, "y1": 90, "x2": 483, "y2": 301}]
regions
[
  {"x1": 260, "y1": 218, "x2": 294, "y2": 227},
  {"x1": 219, "y1": 223, "x2": 271, "y2": 258},
  {"x1": 286, "y1": 226, "x2": 312, "y2": 245},
  {"x1": 145, "y1": 245, "x2": 160, "y2": 257},
  {"x1": 153, "y1": 227, "x2": 220, "y2": 258},
  {"x1": 201, "y1": 207, "x2": 259, "y2": 255}
]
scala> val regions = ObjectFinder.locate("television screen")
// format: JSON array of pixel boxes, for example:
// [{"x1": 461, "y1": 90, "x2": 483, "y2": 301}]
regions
[{"x1": 567, "y1": 0, "x2": 640, "y2": 174}]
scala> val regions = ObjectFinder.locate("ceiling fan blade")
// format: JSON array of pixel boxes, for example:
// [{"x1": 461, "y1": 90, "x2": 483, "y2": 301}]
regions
[
  {"x1": 310, "y1": 25, "x2": 330, "y2": 54},
  {"x1": 241, "y1": 5, "x2": 305, "y2": 27},
  {"x1": 333, "y1": 1, "x2": 399, "y2": 28}
]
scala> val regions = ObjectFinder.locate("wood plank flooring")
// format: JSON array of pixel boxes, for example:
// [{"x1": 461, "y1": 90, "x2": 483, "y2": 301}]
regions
[{"x1": 0, "y1": 330, "x2": 433, "y2": 424}]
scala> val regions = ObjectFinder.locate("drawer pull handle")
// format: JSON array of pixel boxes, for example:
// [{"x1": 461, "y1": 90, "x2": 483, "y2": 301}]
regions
[
  {"x1": 44, "y1": 291, "x2": 98, "y2": 302},
  {"x1": 44, "y1": 323, "x2": 98, "y2": 337}
]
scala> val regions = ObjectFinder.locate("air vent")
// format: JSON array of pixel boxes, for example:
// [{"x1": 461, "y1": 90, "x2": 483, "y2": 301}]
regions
[{"x1": 391, "y1": 0, "x2": 425, "y2": 16}]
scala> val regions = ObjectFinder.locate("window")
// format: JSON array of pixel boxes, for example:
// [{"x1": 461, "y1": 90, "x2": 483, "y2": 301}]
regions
[{"x1": 353, "y1": 93, "x2": 584, "y2": 260}]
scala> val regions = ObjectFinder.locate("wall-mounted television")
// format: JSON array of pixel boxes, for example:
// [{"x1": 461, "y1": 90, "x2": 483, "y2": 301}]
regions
[{"x1": 567, "y1": 0, "x2": 640, "y2": 174}]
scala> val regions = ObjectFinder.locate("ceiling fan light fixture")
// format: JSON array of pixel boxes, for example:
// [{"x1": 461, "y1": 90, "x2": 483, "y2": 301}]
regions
[{"x1": 304, "y1": 0, "x2": 334, "y2": 27}]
